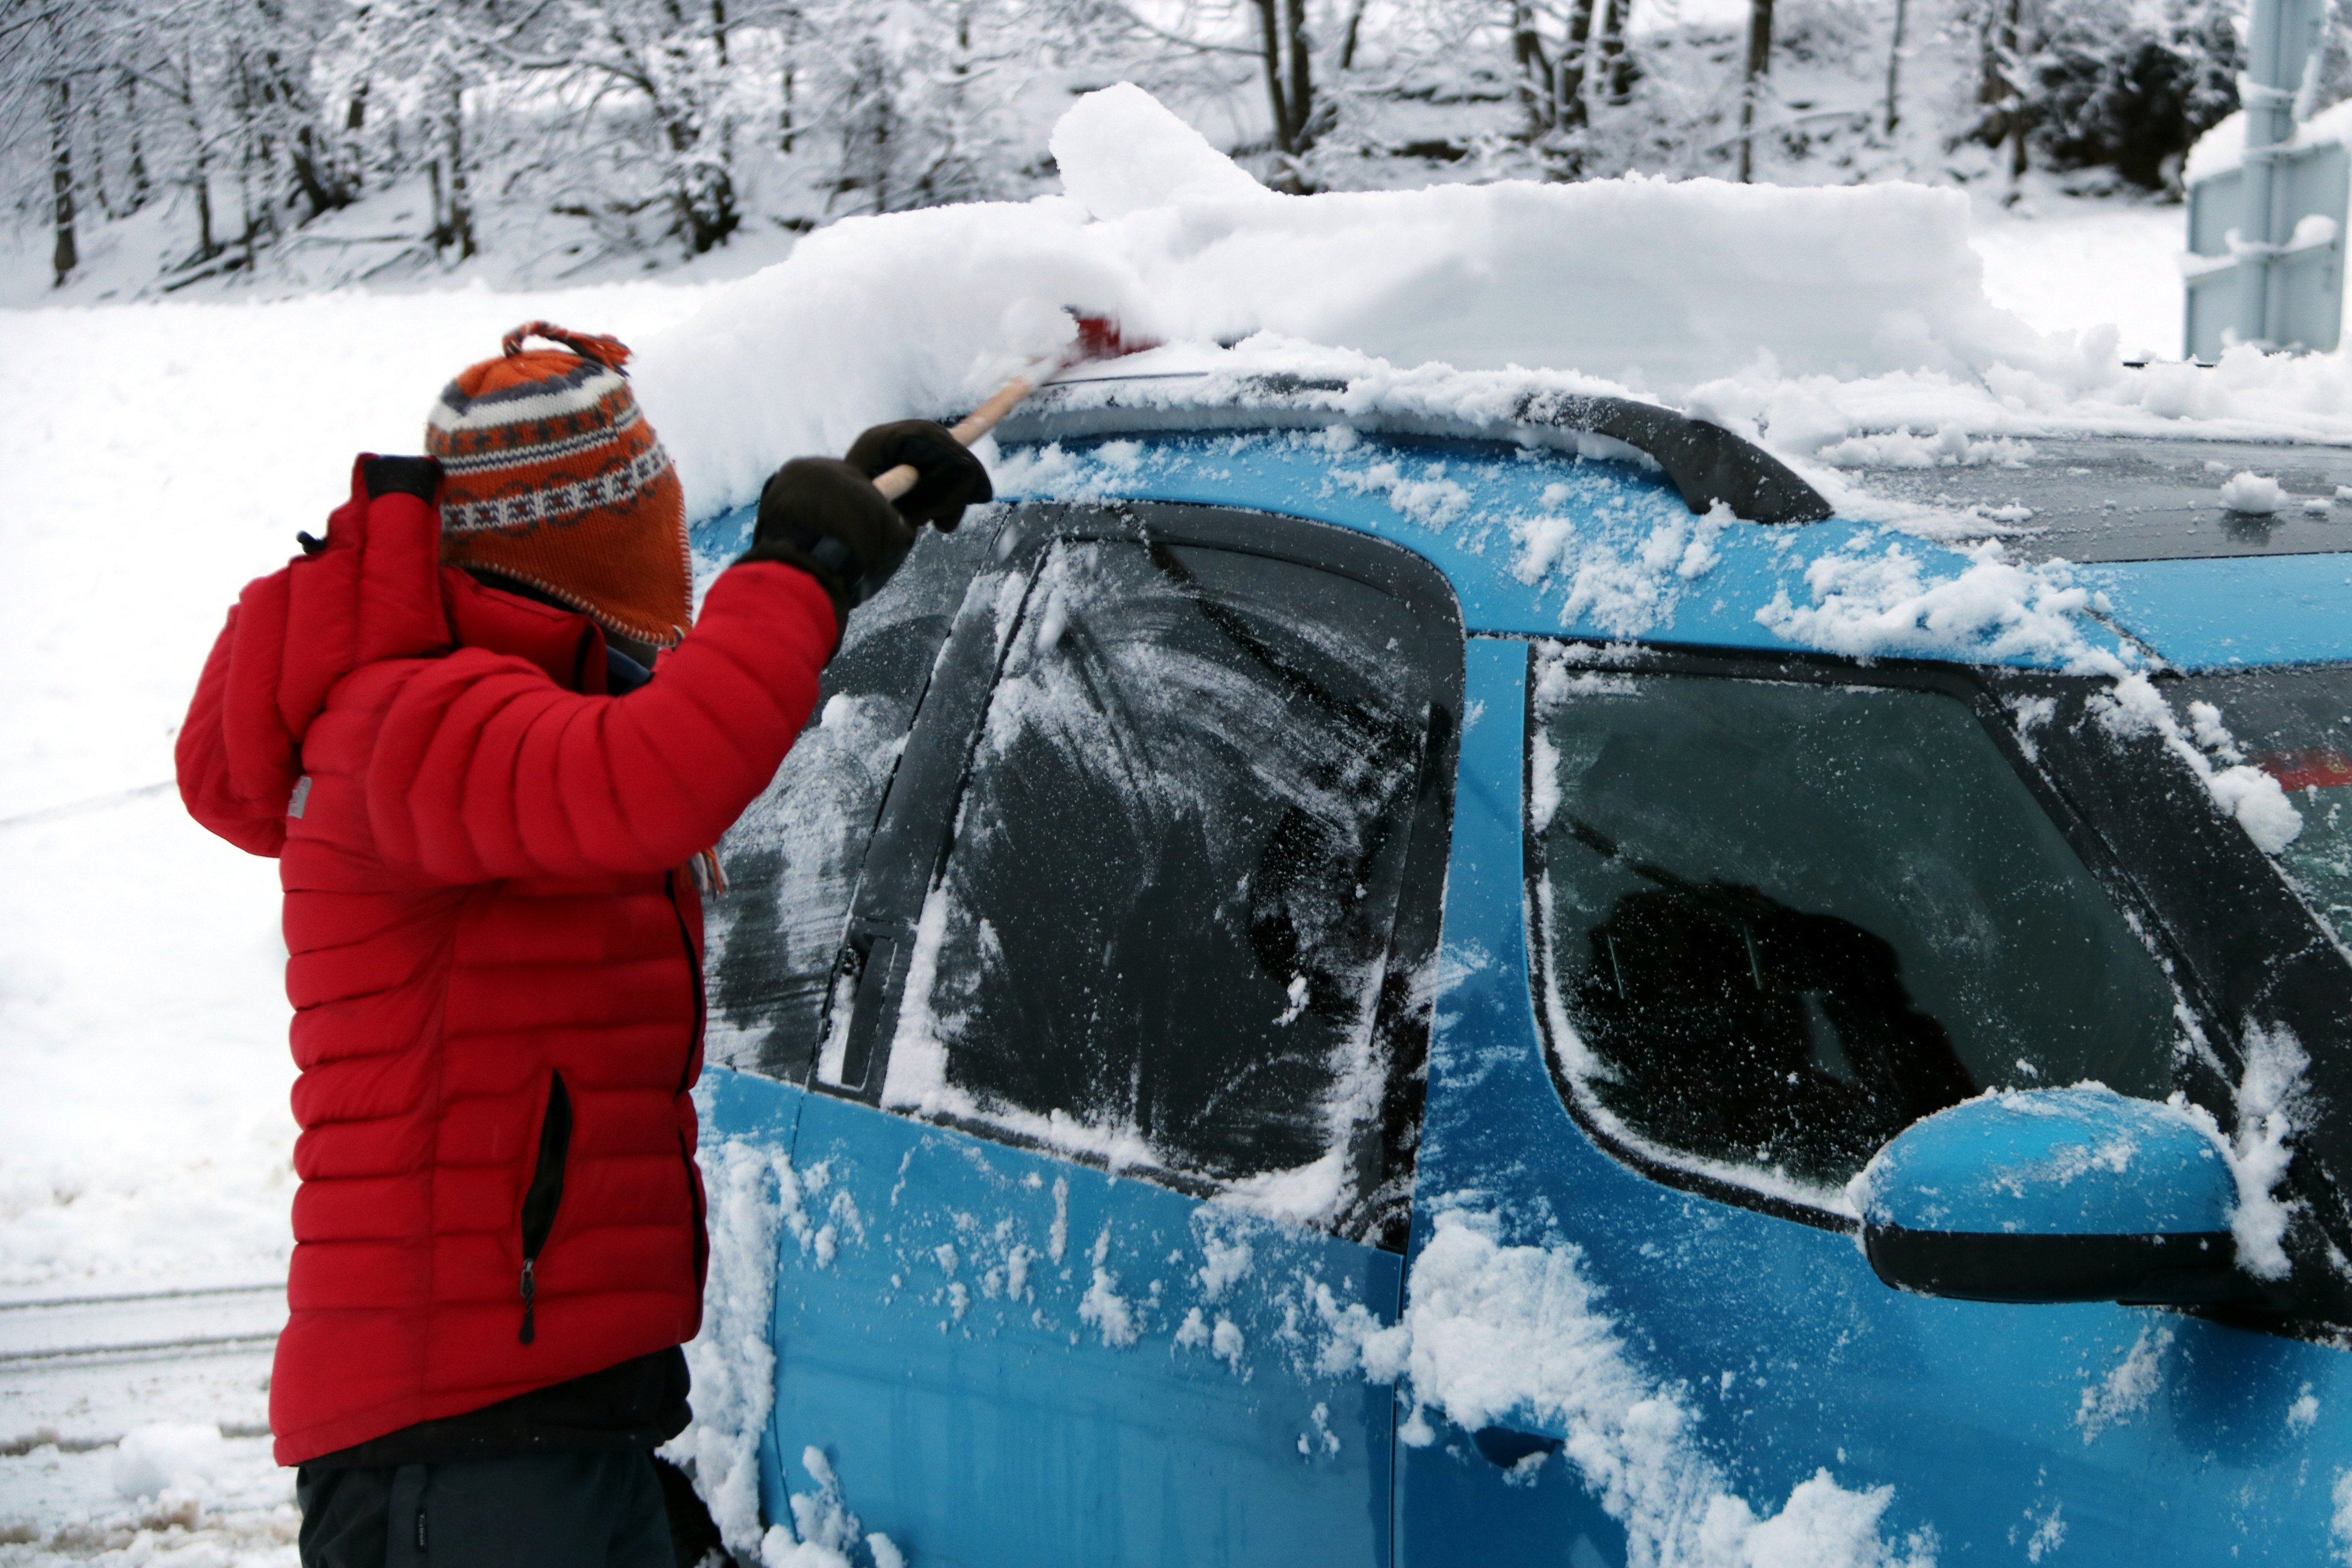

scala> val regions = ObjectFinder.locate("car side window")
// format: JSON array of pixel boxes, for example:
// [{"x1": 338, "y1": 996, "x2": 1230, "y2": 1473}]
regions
[
  {"x1": 1526, "y1": 650, "x2": 2181, "y2": 1213},
  {"x1": 875, "y1": 532, "x2": 1455, "y2": 1242},
  {"x1": 2166, "y1": 664, "x2": 2352, "y2": 944},
  {"x1": 703, "y1": 526, "x2": 990, "y2": 1082}
]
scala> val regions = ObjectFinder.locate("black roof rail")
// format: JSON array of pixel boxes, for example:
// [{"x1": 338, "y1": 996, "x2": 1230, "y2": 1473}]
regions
[{"x1": 989, "y1": 371, "x2": 1834, "y2": 525}]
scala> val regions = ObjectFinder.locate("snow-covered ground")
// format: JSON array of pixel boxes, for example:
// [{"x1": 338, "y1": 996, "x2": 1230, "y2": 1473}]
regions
[{"x1": 0, "y1": 84, "x2": 2308, "y2": 1562}]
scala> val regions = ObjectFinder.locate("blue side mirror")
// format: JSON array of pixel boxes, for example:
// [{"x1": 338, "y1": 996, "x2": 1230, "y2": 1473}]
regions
[{"x1": 1854, "y1": 1086, "x2": 2240, "y2": 1305}]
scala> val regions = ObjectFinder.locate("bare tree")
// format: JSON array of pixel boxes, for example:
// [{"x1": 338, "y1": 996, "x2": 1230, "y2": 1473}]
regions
[
  {"x1": 1250, "y1": 0, "x2": 1317, "y2": 186},
  {"x1": 1738, "y1": 0, "x2": 1775, "y2": 181},
  {"x1": 48, "y1": 74, "x2": 77, "y2": 283},
  {"x1": 1884, "y1": 0, "x2": 1909, "y2": 133}
]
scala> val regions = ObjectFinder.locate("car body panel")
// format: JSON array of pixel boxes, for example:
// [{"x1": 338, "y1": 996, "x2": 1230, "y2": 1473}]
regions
[
  {"x1": 2087, "y1": 553, "x2": 2352, "y2": 669},
  {"x1": 686, "y1": 418, "x2": 2352, "y2": 1565},
  {"x1": 700, "y1": 1071, "x2": 1402, "y2": 1568}
]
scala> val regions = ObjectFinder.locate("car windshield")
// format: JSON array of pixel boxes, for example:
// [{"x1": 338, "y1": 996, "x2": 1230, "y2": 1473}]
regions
[{"x1": 2168, "y1": 663, "x2": 2352, "y2": 946}]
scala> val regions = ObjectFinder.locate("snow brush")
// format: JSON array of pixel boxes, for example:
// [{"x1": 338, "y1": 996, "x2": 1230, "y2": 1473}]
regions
[{"x1": 869, "y1": 313, "x2": 1156, "y2": 504}]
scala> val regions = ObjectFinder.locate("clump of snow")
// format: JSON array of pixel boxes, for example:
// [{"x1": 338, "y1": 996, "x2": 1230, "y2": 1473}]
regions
[
  {"x1": 2218, "y1": 471, "x2": 2289, "y2": 515},
  {"x1": 1359, "y1": 1211, "x2": 1934, "y2": 1567},
  {"x1": 2163, "y1": 1020, "x2": 2309, "y2": 1281},
  {"x1": 2224, "y1": 1023, "x2": 2311, "y2": 1281},
  {"x1": 665, "y1": 1138, "x2": 800, "y2": 1557},
  {"x1": 2089, "y1": 677, "x2": 2302, "y2": 854},
  {"x1": 1755, "y1": 535, "x2": 2111, "y2": 671},
  {"x1": 760, "y1": 1447, "x2": 905, "y2": 1568},
  {"x1": 1049, "y1": 83, "x2": 1276, "y2": 221},
  {"x1": 2025, "y1": 1504, "x2": 2068, "y2": 1563},
  {"x1": 2185, "y1": 99, "x2": 2352, "y2": 184},
  {"x1": 1079, "y1": 1227, "x2": 1142, "y2": 1347},
  {"x1": 668, "y1": 1142, "x2": 904, "y2": 1566},
  {"x1": 111, "y1": 1423, "x2": 228, "y2": 1502},
  {"x1": 2075, "y1": 1325, "x2": 2175, "y2": 1441},
  {"x1": 1195, "y1": 1229, "x2": 1255, "y2": 1301},
  {"x1": 2333, "y1": 1468, "x2": 2352, "y2": 1564}
]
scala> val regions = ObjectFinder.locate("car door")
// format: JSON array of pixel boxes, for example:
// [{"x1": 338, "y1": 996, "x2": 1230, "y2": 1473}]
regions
[
  {"x1": 718, "y1": 501, "x2": 1464, "y2": 1567},
  {"x1": 1397, "y1": 638, "x2": 2352, "y2": 1566}
]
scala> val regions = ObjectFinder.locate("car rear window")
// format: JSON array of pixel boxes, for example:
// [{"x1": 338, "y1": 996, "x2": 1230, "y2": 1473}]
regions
[
  {"x1": 876, "y1": 535, "x2": 1450, "y2": 1231},
  {"x1": 2168, "y1": 664, "x2": 2352, "y2": 946},
  {"x1": 1526, "y1": 650, "x2": 2181, "y2": 1213}
]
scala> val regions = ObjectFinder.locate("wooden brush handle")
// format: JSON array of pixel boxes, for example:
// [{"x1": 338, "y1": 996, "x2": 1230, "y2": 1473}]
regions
[{"x1": 870, "y1": 373, "x2": 1037, "y2": 502}]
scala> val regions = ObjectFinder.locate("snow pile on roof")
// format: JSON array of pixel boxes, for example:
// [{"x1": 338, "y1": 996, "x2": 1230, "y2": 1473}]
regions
[
  {"x1": 1358, "y1": 1210, "x2": 1935, "y2": 1567},
  {"x1": 634, "y1": 83, "x2": 2052, "y2": 519},
  {"x1": 636, "y1": 80, "x2": 2352, "y2": 524}
]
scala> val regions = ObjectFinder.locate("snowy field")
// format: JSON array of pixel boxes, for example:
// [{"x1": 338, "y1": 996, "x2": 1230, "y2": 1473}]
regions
[{"x1": 0, "y1": 96, "x2": 2309, "y2": 1559}]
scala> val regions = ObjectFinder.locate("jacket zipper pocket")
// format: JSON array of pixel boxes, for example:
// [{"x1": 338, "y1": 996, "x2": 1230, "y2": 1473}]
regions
[{"x1": 518, "y1": 1070, "x2": 573, "y2": 1345}]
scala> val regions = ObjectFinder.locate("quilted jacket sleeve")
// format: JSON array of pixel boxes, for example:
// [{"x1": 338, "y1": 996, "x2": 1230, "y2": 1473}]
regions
[{"x1": 364, "y1": 560, "x2": 838, "y2": 883}]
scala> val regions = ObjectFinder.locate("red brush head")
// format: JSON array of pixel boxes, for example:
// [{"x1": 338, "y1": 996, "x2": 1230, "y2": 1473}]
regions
[{"x1": 1068, "y1": 313, "x2": 1159, "y2": 363}]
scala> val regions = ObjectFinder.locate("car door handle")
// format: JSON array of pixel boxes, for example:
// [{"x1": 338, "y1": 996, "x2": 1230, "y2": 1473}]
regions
[{"x1": 1471, "y1": 1425, "x2": 1565, "y2": 1468}]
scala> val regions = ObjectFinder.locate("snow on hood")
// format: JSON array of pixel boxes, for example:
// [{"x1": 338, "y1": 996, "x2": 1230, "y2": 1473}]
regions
[{"x1": 633, "y1": 81, "x2": 2352, "y2": 527}]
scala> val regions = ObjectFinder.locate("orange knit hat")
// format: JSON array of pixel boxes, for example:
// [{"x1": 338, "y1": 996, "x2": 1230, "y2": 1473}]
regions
[{"x1": 427, "y1": 322, "x2": 692, "y2": 649}]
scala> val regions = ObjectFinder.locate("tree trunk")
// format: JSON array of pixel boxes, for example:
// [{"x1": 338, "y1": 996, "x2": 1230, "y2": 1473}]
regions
[
  {"x1": 779, "y1": 6, "x2": 799, "y2": 153},
  {"x1": 1513, "y1": 4, "x2": 1556, "y2": 137},
  {"x1": 1883, "y1": 0, "x2": 1908, "y2": 134},
  {"x1": 1739, "y1": 0, "x2": 1776, "y2": 182},
  {"x1": 1251, "y1": 0, "x2": 1314, "y2": 187},
  {"x1": 1338, "y1": 0, "x2": 1370, "y2": 71},
  {"x1": 190, "y1": 122, "x2": 217, "y2": 262},
  {"x1": 1251, "y1": 0, "x2": 1292, "y2": 155},
  {"x1": 1979, "y1": 0, "x2": 2029, "y2": 183},
  {"x1": 1283, "y1": 0, "x2": 1313, "y2": 149},
  {"x1": 124, "y1": 73, "x2": 151, "y2": 213},
  {"x1": 1560, "y1": 0, "x2": 1598, "y2": 131},
  {"x1": 432, "y1": 77, "x2": 474, "y2": 258},
  {"x1": 89, "y1": 75, "x2": 119, "y2": 222},
  {"x1": 48, "y1": 77, "x2": 78, "y2": 286},
  {"x1": 1598, "y1": 0, "x2": 1632, "y2": 105}
]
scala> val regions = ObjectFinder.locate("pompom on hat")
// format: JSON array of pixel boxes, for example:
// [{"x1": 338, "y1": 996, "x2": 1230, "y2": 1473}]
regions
[{"x1": 427, "y1": 322, "x2": 692, "y2": 648}]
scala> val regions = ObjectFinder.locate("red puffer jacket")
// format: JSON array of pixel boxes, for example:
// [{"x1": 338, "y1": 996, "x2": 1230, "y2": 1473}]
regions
[{"x1": 177, "y1": 459, "x2": 835, "y2": 1466}]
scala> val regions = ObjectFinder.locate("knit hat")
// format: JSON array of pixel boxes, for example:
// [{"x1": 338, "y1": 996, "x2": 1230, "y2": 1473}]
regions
[{"x1": 427, "y1": 322, "x2": 692, "y2": 649}]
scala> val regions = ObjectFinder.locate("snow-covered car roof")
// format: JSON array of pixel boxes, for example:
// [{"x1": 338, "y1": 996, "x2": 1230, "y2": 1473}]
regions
[{"x1": 954, "y1": 367, "x2": 2352, "y2": 675}]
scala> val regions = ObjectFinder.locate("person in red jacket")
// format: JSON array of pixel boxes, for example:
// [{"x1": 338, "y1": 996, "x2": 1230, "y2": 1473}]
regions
[{"x1": 176, "y1": 323, "x2": 989, "y2": 1568}]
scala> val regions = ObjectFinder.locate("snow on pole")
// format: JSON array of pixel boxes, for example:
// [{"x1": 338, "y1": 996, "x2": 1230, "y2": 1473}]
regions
[{"x1": 2182, "y1": 0, "x2": 2344, "y2": 358}]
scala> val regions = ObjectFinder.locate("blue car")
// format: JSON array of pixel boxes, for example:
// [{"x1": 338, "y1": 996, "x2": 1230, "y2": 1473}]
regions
[{"x1": 685, "y1": 373, "x2": 2352, "y2": 1566}]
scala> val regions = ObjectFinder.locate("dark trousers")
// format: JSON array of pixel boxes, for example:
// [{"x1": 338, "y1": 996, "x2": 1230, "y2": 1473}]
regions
[{"x1": 296, "y1": 1450, "x2": 674, "y2": 1568}]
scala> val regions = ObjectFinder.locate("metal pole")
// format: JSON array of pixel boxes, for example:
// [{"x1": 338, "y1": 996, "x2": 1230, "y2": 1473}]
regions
[
  {"x1": 2239, "y1": 0, "x2": 2288, "y2": 346},
  {"x1": 2236, "y1": 0, "x2": 2326, "y2": 346}
]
